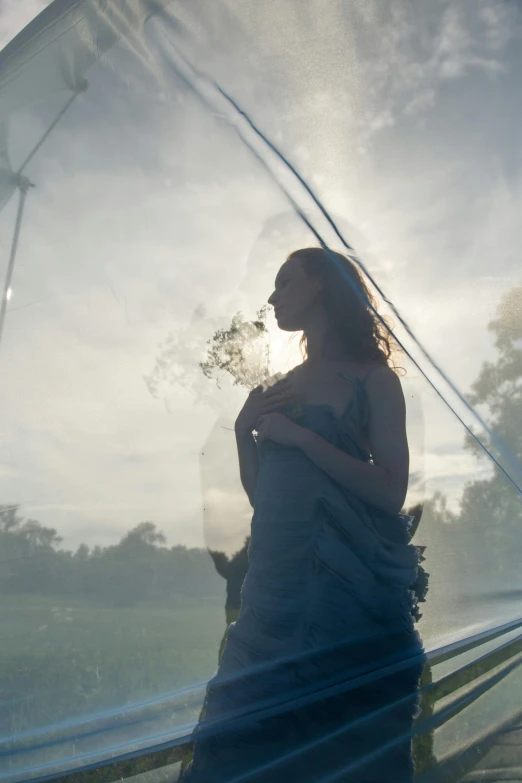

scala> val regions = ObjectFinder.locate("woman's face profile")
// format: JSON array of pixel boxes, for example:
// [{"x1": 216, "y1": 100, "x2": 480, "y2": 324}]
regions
[{"x1": 268, "y1": 256, "x2": 323, "y2": 332}]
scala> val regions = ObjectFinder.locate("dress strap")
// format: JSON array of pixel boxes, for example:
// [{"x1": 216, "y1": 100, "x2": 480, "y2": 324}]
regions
[
  {"x1": 337, "y1": 370, "x2": 360, "y2": 422},
  {"x1": 360, "y1": 365, "x2": 381, "y2": 385},
  {"x1": 337, "y1": 366, "x2": 379, "y2": 424}
]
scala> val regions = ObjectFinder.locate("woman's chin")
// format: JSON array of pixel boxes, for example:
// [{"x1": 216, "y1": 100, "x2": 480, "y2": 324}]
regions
[{"x1": 275, "y1": 316, "x2": 297, "y2": 332}]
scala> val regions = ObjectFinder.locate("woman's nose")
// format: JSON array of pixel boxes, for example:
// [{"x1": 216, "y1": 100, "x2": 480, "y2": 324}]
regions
[{"x1": 268, "y1": 291, "x2": 277, "y2": 306}]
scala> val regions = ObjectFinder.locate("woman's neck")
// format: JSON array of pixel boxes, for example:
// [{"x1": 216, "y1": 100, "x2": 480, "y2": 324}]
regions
[{"x1": 304, "y1": 321, "x2": 348, "y2": 363}]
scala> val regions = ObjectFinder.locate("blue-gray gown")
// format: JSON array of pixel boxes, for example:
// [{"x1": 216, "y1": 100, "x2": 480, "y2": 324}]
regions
[{"x1": 183, "y1": 371, "x2": 425, "y2": 782}]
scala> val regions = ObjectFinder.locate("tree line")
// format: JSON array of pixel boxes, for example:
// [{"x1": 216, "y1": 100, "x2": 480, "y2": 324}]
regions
[
  {"x1": 2, "y1": 285, "x2": 521, "y2": 609},
  {"x1": 0, "y1": 511, "x2": 224, "y2": 606}
]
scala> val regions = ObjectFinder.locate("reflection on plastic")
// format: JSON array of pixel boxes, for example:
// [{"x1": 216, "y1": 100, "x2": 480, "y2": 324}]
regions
[{"x1": 0, "y1": 1, "x2": 521, "y2": 782}]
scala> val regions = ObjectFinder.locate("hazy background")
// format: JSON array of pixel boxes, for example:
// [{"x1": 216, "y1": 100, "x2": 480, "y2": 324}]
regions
[
  {"x1": 1, "y1": 2, "x2": 522, "y2": 778},
  {"x1": 1, "y1": 0, "x2": 520, "y2": 555}
]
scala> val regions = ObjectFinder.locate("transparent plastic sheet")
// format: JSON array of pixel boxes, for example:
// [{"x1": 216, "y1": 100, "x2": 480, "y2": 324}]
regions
[{"x1": 0, "y1": 1, "x2": 521, "y2": 781}]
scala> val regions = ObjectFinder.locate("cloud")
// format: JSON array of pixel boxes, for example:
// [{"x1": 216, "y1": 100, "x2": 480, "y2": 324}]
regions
[
  {"x1": 344, "y1": 1, "x2": 516, "y2": 141},
  {"x1": 0, "y1": 0, "x2": 52, "y2": 50},
  {"x1": 0, "y1": 0, "x2": 520, "y2": 556}
]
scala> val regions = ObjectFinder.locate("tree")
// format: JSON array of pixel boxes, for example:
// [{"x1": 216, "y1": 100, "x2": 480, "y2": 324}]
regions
[
  {"x1": 199, "y1": 306, "x2": 271, "y2": 391},
  {"x1": 408, "y1": 286, "x2": 522, "y2": 775},
  {"x1": 457, "y1": 286, "x2": 522, "y2": 582},
  {"x1": 0, "y1": 508, "x2": 224, "y2": 604},
  {"x1": 465, "y1": 286, "x2": 522, "y2": 464},
  {"x1": 208, "y1": 537, "x2": 250, "y2": 625},
  {"x1": 0, "y1": 504, "x2": 24, "y2": 533},
  {"x1": 19, "y1": 518, "x2": 62, "y2": 550},
  {"x1": 75, "y1": 543, "x2": 90, "y2": 562},
  {"x1": 144, "y1": 305, "x2": 272, "y2": 416},
  {"x1": 118, "y1": 521, "x2": 167, "y2": 549},
  {"x1": 0, "y1": 505, "x2": 63, "y2": 593}
]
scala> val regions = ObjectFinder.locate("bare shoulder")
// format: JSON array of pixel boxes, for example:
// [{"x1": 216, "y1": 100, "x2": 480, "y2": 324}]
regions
[
  {"x1": 365, "y1": 364, "x2": 406, "y2": 409},
  {"x1": 287, "y1": 362, "x2": 304, "y2": 376},
  {"x1": 365, "y1": 364, "x2": 403, "y2": 388},
  {"x1": 280, "y1": 363, "x2": 306, "y2": 384}
]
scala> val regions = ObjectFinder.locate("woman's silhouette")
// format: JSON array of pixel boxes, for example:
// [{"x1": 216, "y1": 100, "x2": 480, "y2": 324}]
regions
[{"x1": 182, "y1": 247, "x2": 425, "y2": 782}]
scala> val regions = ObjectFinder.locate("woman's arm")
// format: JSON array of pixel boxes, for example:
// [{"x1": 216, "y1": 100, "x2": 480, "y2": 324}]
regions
[
  {"x1": 234, "y1": 374, "x2": 296, "y2": 506},
  {"x1": 235, "y1": 428, "x2": 259, "y2": 508},
  {"x1": 295, "y1": 367, "x2": 409, "y2": 514}
]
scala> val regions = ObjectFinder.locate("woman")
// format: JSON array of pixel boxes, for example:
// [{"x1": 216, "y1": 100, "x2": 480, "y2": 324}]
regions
[{"x1": 182, "y1": 248, "x2": 425, "y2": 782}]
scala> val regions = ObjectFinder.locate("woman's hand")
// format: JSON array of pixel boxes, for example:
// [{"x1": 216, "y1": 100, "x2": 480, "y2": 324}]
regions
[
  {"x1": 235, "y1": 376, "x2": 295, "y2": 437},
  {"x1": 255, "y1": 412, "x2": 310, "y2": 448}
]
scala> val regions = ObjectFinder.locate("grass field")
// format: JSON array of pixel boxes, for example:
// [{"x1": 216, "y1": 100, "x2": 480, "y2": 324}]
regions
[
  {"x1": 0, "y1": 593, "x2": 226, "y2": 782},
  {"x1": 3, "y1": 592, "x2": 520, "y2": 783}
]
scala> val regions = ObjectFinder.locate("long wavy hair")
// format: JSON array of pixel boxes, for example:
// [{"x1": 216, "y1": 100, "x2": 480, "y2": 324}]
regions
[{"x1": 288, "y1": 247, "x2": 402, "y2": 371}]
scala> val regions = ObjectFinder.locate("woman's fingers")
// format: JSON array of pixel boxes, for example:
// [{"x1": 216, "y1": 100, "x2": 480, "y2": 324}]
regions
[
  {"x1": 261, "y1": 398, "x2": 294, "y2": 415},
  {"x1": 251, "y1": 377, "x2": 295, "y2": 416},
  {"x1": 263, "y1": 388, "x2": 288, "y2": 402},
  {"x1": 266, "y1": 376, "x2": 292, "y2": 391},
  {"x1": 263, "y1": 387, "x2": 294, "y2": 404},
  {"x1": 265, "y1": 381, "x2": 293, "y2": 400},
  {"x1": 264, "y1": 392, "x2": 292, "y2": 408}
]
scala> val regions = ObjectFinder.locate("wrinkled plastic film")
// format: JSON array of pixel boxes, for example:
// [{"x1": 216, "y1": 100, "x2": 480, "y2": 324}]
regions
[{"x1": 0, "y1": 2, "x2": 521, "y2": 781}]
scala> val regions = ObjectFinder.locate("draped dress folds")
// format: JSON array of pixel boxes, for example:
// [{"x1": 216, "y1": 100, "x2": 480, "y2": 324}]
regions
[{"x1": 183, "y1": 371, "x2": 426, "y2": 783}]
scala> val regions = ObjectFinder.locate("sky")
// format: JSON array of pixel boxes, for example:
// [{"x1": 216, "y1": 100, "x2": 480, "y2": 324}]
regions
[
  {"x1": 0, "y1": 0, "x2": 521, "y2": 557},
  {"x1": 2, "y1": 7, "x2": 522, "y2": 772},
  {"x1": 0, "y1": 0, "x2": 51, "y2": 50}
]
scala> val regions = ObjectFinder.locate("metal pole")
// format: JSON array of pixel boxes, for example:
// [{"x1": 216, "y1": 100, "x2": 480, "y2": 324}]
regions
[
  {"x1": 0, "y1": 177, "x2": 34, "y2": 346},
  {"x1": 17, "y1": 84, "x2": 86, "y2": 177},
  {"x1": 0, "y1": 81, "x2": 88, "y2": 350}
]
